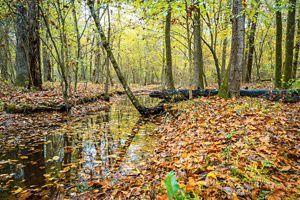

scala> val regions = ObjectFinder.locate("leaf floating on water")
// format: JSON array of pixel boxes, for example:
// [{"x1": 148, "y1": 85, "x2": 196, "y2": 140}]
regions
[
  {"x1": 20, "y1": 156, "x2": 28, "y2": 160},
  {"x1": 19, "y1": 190, "x2": 32, "y2": 200},
  {"x1": 60, "y1": 166, "x2": 70, "y2": 173},
  {"x1": 52, "y1": 156, "x2": 59, "y2": 161},
  {"x1": 12, "y1": 187, "x2": 23, "y2": 194}
]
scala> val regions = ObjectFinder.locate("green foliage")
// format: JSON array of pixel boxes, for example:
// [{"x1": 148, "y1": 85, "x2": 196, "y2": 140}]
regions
[
  {"x1": 165, "y1": 171, "x2": 201, "y2": 200},
  {"x1": 165, "y1": 171, "x2": 180, "y2": 199}
]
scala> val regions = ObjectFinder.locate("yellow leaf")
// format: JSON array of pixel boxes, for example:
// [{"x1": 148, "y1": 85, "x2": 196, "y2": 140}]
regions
[
  {"x1": 196, "y1": 181, "x2": 206, "y2": 186},
  {"x1": 63, "y1": 166, "x2": 70, "y2": 172},
  {"x1": 207, "y1": 171, "x2": 217, "y2": 179},
  {"x1": 20, "y1": 156, "x2": 28, "y2": 160},
  {"x1": 52, "y1": 156, "x2": 59, "y2": 161},
  {"x1": 13, "y1": 187, "x2": 23, "y2": 194},
  {"x1": 233, "y1": 192, "x2": 239, "y2": 200}
]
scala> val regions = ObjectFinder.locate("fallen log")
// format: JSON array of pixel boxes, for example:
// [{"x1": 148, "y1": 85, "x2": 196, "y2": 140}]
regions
[
  {"x1": 4, "y1": 103, "x2": 70, "y2": 114},
  {"x1": 4, "y1": 93, "x2": 108, "y2": 114},
  {"x1": 149, "y1": 89, "x2": 300, "y2": 103},
  {"x1": 3, "y1": 89, "x2": 159, "y2": 114}
]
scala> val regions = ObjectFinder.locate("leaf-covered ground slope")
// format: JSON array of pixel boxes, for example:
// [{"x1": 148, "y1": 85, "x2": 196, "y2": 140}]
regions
[{"x1": 101, "y1": 97, "x2": 299, "y2": 199}]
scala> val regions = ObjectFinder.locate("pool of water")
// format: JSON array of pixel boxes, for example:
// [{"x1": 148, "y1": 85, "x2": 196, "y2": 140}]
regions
[{"x1": 0, "y1": 96, "x2": 161, "y2": 199}]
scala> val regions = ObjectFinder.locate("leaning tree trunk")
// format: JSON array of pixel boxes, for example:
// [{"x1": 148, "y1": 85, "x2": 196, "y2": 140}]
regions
[
  {"x1": 220, "y1": 0, "x2": 245, "y2": 98},
  {"x1": 28, "y1": 0, "x2": 42, "y2": 89},
  {"x1": 15, "y1": 3, "x2": 28, "y2": 87},
  {"x1": 164, "y1": 0, "x2": 175, "y2": 90},
  {"x1": 245, "y1": 1, "x2": 259, "y2": 82},
  {"x1": 283, "y1": 0, "x2": 297, "y2": 88},
  {"x1": 87, "y1": 0, "x2": 151, "y2": 116},
  {"x1": 275, "y1": 0, "x2": 283, "y2": 88},
  {"x1": 193, "y1": 2, "x2": 204, "y2": 89}
]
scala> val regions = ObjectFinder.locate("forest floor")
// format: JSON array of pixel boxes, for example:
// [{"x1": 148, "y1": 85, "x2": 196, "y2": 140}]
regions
[
  {"x1": 0, "y1": 81, "x2": 299, "y2": 199},
  {"x1": 116, "y1": 96, "x2": 299, "y2": 200}
]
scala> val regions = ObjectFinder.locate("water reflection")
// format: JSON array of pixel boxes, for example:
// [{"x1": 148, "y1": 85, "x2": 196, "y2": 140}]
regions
[{"x1": 0, "y1": 96, "x2": 160, "y2": 198}]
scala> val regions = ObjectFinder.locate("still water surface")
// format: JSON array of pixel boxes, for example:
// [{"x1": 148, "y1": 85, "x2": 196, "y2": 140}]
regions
[{"x1": 0, "y1": 96, "x2": 161, "y2": 199}]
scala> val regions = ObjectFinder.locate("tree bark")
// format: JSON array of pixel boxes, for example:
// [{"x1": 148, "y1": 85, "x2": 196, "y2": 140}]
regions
[
  {"x1": 193, "y1": 2, "x2": 204, "y2": 89},
  {"x1": 283, "y1": 0, "x2": 297, "y2": 88},
  {"x1": 164, "y1": 0, "x2": 175, "y2": 90},
  {"x1": 72, "y1": 1, "x2": 82, "y2": 91},
  {"x1": 292, "y1": 17, "x2": 300, "y2": 78},
  {"x1": 221, "y1": 38, "x2": 228, "y2": 81},
  {"x1": 42, "y1": 39, "x2": 52, "y2": 82},
  {"x1": 15, "y1": 3, "x2": 29, "y2": 87},
  {"x1": 0, "y1": 21, "x2": 9, "y2": 80},
  {"x1": 184, "y1": 0, "x2": 193, "y2": 88},
  {"x1": 221, "y1": 0, "x2": 245, "y2": 98},
  {"x1": 41, "y1": 6, "x2": 52, "y2": 82},
  {"x1": 245, "y1": 1, "x2": 259, "y2": 82},
  {"x1": 275, "y1": 0, "x2": 283, "y2": 88},
  {"x1": 28, "y1": 0, "x2": 42, "y2": 89}
]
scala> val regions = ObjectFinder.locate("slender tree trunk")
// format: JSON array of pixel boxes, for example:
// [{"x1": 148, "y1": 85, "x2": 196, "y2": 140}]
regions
[
  {"x1": 42, "y1": 8, "x2": 52, "y2": 82},
  {"x1": 184, "y1": 0, "x2": 193, "y2": 88},
  {"x1": 245, "y1": 1, "x2": 259, "y2": 82},
  {"x1": 88, "y1": 0, "x2": 150, "y2": 115},
  {"x1": 94, "y1": 37, "x2": 101, "y2": 83},
  {"x1": 165, "y1": 0, "x2": 175, "y2": 90},
  {"x1": 221, "y1": 38, "x2": 228, "y2": 82},
  {"x1": 220, "y1": 0, "x2": 245, "y2": 98},
  {"x1": 42, "y1": 42, "x2": 52, "y2": 82},
  {"x1": 72, "y1": 2, "x2": 82, "y2": 91},
  {"x1": 161, "y1": 40, "x2": 166, "y2": 89},
  {"x1": 28, "y1": 0, "x2": 42, "y2": 89},
  {"x1": 292, "y1": 17, "x2": 300, "y2": 78},
  {"x1": 193, "y1": 2, "x2": 204, "y2": 89},
  {"x1": 104, "y1": 4, "x2": 111, "y2": 98},
  {"x1": 15, "y1": 3, "x2": 28, "y2": 87},
  {"x1": 89, "y1": 36, "x2": 95, "y2": 81},
  {"x1": 275, "y1": 0, "x2": 283, "y2": 88},
  {"x1": 283, "y1": 0, "x2": 297, "y2": 88},
  {"x1": 0, "y1": 22, "x2": 9, "y2": 80}
]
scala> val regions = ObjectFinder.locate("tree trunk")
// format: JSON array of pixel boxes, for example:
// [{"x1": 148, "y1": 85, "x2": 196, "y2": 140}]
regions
[
  {"x1": 72, "y1": 2, "x2": 82, "y2": 91},
  {"x1": 88, "y1": 0, "x2": 156, "y2": 116},
  {"x1": 28, "y1": 0, "x2": 42, "y2": 89},
  {"x1": 221, "y1": 38, "x2": 228, "y2": 81},
  {"x1": 283, "y1": 0, "x2": 297, "y2": 88},
  {"x1": 193, "y1": 2, "x2": 204, "y2": 89},
  {"x1": 42, "y1": 10, "x2": 52, "y2": 83},
  {"x1": 15, "y1": 3, "x2": 28, "y2": 87},
  {"x1": 292, "y1": 17, "x2": 300, "y2": 78},
  {"x1": 245, "y1": 1, "x2": 259, "y2": 82},
  {"x1": 275, "y1": 0, "x2": 283, "y2": 88},
  {"x1": 184, "y1": 0, "x2": 193, "y2": 89},
  {"x1": 104, "y1": 4, "x2": 111, "y2": 98},
  {"x1": 161, "y1": 40, "x2": 166, "y2": 89},
  {"x1": 220, "y1": 0, "x2": 245, "y2": 98},
  {"x1": 0, "y1": 22, "x2": 9, "y2": 80},
  {"x1": 165, "y1": 1, "x2": 175, "y2": 90}
]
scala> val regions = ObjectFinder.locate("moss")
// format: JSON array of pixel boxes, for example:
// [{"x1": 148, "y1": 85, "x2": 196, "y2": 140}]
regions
[
  {"x1": 218, "y1": 65, "x2": 230, "y2": 99},
  {"x1": 4, "y1": 103, "x2": 17, "y2": 113},
  {"x1": 0, "y1": 101, "x2": 3, "y2": 112}
]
